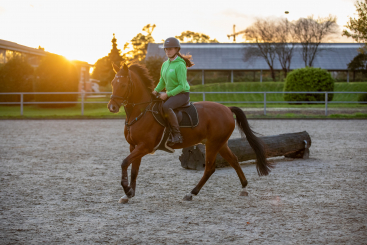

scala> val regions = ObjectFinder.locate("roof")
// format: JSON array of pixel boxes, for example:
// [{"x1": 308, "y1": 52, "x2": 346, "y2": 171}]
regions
[
  {"x1": 146, "y1": 43, "x2": 362, "y2": 71},
  {"x1": 0, "y1": 39, "x2": 93, "y2": 66},
  {"x1": 0, "y1": 39, "x2": 47, "y2": 56}
]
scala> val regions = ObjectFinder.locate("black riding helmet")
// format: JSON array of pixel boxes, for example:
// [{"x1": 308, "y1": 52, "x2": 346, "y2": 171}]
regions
[{"x1": 163, "y1": 37, "x2": 181, "y2": 49}]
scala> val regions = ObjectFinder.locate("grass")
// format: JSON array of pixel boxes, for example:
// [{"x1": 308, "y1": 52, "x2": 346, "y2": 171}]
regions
[
  {"x1": 1, "y1": 82, "x2": 366, "y2": 119},
  {"x1": 190, "y1": 82, "x2": 367, "y2": 106},
  {"x1": 0, "y1": 97, "x2": 126, "y2": 119}
]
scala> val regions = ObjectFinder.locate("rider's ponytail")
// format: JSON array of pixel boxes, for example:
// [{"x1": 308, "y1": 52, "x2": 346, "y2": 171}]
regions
[{"x1": 177, "y1": 52, "x2": 194, "y2": 68}]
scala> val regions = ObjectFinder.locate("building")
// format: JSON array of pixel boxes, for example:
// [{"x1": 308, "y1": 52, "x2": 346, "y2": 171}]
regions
[
  {"x1": 0, "y1": 39, "x2": 46, "y2": 67},
  {"x1": 146, "y1": 43, "x2": 362, "y2": 84},
  {"x1": 0, "y1": 39, "x2": 95, "y2": 92}
]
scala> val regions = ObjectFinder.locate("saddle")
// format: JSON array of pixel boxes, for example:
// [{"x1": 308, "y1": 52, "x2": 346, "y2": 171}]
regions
[
  {"x1": 151, "y1": 101, "x2": 199, "y2": 128},
  {"x1": 149, "y1": 100, "x2": 199, "y2": 154}
]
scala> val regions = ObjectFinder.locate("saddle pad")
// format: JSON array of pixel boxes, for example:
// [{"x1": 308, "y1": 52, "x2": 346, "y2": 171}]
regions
[{"x1": 152, "y1": 102, "x2": 199, "y2": 128}]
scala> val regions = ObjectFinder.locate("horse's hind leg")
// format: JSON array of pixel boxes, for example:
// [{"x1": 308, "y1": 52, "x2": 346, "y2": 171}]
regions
[
  {"x1": 183, "y1": 141, "x2": 223, "y2": 201},
  {"x1": 218, "y1": 143, "x2": 249, "y2": 196}
]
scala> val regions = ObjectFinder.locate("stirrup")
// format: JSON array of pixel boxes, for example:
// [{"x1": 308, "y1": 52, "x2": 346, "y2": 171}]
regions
[{"x1": 168, "y1": 133, "x2": 183, "y2": 146}]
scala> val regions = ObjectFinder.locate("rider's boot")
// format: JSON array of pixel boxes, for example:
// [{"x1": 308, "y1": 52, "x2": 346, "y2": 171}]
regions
[{"x1": 166, "y1": 108, "x2": 183, "y2": 146}]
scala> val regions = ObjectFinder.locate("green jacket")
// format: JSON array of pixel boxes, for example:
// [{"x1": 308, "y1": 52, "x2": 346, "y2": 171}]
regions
[{"x1": 154, "y1": 56, "x2": 190, "y2": 97}]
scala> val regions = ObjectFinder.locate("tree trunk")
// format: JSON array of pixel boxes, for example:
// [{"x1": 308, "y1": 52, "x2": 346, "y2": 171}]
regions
[
  {"x1": 179, "y1": 131, "x2": 311, "y2": 170},
  {"x1": 270, "y1": 68, "x2": 276, "y2": 81}
]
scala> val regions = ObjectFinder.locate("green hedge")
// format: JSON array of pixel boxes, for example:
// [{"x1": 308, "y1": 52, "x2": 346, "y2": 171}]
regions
[
  {"x1": 0, "y1": 56, "x2": 34, "y2": 103},
  {"x1": 284, "y1": 67, "x2": 334, "y2": 104},
  {"x1": 34, "y1": 54, "x2": 79, "y2": 107},
  {"x1": 358, "y1": 93, "x2": 367, "y2": 104}
]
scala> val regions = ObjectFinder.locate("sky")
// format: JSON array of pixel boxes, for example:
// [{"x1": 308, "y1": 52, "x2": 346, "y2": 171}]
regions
[{"x1": 0, "y1": 0, "x2": 358, "y2": 64}]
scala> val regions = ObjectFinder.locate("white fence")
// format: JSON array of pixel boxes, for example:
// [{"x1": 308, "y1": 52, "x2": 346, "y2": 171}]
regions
[{"x1": 0, "y1": 91, "x2": 365, "y2": 116}]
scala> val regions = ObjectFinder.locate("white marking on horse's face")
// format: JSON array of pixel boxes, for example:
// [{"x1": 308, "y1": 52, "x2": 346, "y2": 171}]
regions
[{"x1": 110, "y1": 104, "x2": 114, "y2": 111}]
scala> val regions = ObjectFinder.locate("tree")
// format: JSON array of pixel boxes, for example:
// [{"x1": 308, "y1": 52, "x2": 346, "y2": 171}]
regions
[
  {"x1": 348, "y1": 53, "x2": 367, "y2": 80},
  {"x1": 244, "y1": 18, "x2": 279, "y2": 81},
  {"x1": 109, "y1": 33, "x2": 123, "y2": 65},
  {"x1": 294, "y1": 15, "x2": 338, "y2": 67},
  {"x1": 274, "y1": 18, "x2": 296, "y2": 78},
  {"x1": 34, "y1": 54, "x2": 79, "y2": 107},
  {"x1": 123, "y1": 24, "x2": 156, "y2": 62},
  {"x1": 92, "y1": 34, "x2": 123, "y2": 86},
  {"x1": 348, "y1": 53, "x2": 367, "y2": 70},
  {"x1": 175, "y1": 31, "x2": 219, "y2": 43},
  {"x1": 342, "y1": 0, "x2": 367, "y2": 53}
]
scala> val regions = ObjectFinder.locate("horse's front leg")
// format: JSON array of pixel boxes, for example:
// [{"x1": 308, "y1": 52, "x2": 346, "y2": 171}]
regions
[
  {"x1": 129, "y1": 144, "x2": 141, "y2": 195},
  {"x1": 119, "y1": 144, "x2": 149, "y2": 204}
]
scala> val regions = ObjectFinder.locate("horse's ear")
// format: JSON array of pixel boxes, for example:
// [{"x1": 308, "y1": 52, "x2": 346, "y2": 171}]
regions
[
  {"x1": 123, "y1": 63, "x2": 128, "y2": 72},
  {"x1": 111, "y1": 62, "x2": 120, "y2": 74}
]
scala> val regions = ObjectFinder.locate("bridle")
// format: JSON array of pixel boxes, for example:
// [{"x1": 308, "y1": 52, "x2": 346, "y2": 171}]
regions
[
  {"x1": 109, "y1": 69, "x2": 160, "y2": 133},
  {"x1": 110, "y1": 71, "x2": 134, "y2": 107}
]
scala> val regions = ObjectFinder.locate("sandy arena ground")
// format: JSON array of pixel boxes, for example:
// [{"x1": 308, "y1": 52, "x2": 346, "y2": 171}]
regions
[{"x1": 0, "y1": 119, "x2": 366, "y2": 244}]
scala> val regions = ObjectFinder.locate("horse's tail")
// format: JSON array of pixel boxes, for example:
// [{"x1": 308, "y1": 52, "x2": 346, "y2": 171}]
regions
[{"x1": 229, "y1": 107, "x2": 273, "y2": 176}]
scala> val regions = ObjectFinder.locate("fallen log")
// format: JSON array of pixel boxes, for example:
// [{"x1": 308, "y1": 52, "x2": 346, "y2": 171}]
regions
[{"x1": 179, "y1": 131, "x2": 311, "y2": 170}]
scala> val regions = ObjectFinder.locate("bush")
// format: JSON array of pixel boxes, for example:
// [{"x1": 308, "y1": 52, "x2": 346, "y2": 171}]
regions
[
  {"x1": 358, "y1": 93, "x2": 367, "y2": 104},
  {"x1": 142, "y1": 55, "x2": 165, "y2": 85},
  {"x1": 34, "y1": 54, "x2": 79, "y2": 107},
  {"x1": 91, "y1": 56, "x2": 114, "y2": 87},
  {"x1": 0, "y1": 56, "x2": 34, "y2": 103},
  {"x1": 284, "y1": 67, "x2": 334, "y2": 104}
]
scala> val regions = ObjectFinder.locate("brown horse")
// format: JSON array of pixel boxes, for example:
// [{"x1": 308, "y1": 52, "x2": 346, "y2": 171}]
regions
[{"x1": 107, "y1": 63, "x2": 273, "y2": 203}]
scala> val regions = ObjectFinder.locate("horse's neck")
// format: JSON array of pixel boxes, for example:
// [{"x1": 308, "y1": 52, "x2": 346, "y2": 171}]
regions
[
  {"x1": 125, "y1": 74, "x2": 152, "y2": 119},
  {"x1": 131, "y1": 73, "x2": 151, "y2": 104}
]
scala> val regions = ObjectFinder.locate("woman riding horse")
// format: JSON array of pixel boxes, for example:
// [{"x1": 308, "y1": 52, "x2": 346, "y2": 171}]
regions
[
  {"x1": 152, "y1": 37, "x2": 193, "y2": 146},
  {"x1": 107, "y1": 38, "x2": 273, "y2": 204}
]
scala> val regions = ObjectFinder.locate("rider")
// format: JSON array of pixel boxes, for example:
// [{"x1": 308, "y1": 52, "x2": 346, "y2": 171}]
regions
[{"x1": 152, "y1": 37, "x2": 194, "y2": 146}]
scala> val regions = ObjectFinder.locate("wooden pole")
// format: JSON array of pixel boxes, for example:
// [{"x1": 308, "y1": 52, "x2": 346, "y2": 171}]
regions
[{"x1": 180, "y1": 131, "x2": 311, "y2": 170}]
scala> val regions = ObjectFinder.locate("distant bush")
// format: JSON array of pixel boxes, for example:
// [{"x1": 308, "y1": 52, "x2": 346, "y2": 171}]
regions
[
  {"x1": 284, "y1": 67, "x2": 334, "y2": 104},
  {"x1": 34, "y1": 54, "x2": 79, "y2": 107},
  {"x1": 142, "y1": 55, "x2": 166, "y2": 85},
  {"x1": 358, "y1": 93, "x2": 367, "y2": 104},
  {"x1": 0, "y1": 56, "x2": 34, "y2": 103}
]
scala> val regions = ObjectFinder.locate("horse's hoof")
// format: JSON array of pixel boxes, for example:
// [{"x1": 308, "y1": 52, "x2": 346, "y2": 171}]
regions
[
  {"x1": 240, "y1": 188, "x2": 248, "y2": 196},
  {"x1": 118, "y1": 195, "x2": 129, "y2": 204},
  {"x1": 183, "y1": 194, "x2": 193, "y2": 201}
]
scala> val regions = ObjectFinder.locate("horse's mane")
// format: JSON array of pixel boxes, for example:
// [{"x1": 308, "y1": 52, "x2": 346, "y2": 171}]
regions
[{"x1": 129, "y1": 63, "x2": 155, "y2": 92}]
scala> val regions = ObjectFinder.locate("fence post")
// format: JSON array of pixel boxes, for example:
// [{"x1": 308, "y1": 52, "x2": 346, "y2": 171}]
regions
[
  {"x1": 81, "y1": 91, "x2": 84, "y2": 116},
  {"x1": 260, "y1": 70, "x2": 263, "y2": 83},
  {"x1": 347, "y1": 70, "x2": 349, "y2": 83},
  {"x1": 202, "y1": 70, "x2": 205, "y2": 85},
  {"x1": 231, "y1": 70, "x2": 233, "y2": 83},
  {"x1": 20, "y1": 93, "x2": 23, "y2": 116},
  {"x1": 325, "y1": 92, "x2": 328, "y2": 116},
  {"x1": 264, "y1": 92, "x2": 266, "y2": 115},
  {"x1": 203, "y1": 92, "x2": 206, "y2": 101}
]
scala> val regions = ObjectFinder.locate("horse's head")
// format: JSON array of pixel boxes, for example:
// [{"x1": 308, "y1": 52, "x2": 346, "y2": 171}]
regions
[{"x1": 108, "y1": 63, "x2": 131, "y2": 113}]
